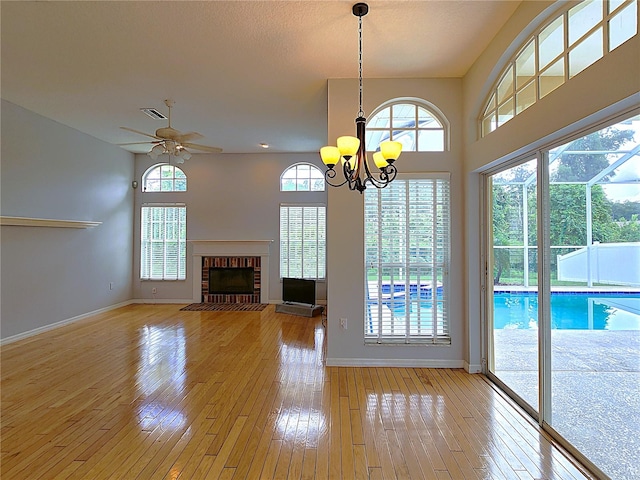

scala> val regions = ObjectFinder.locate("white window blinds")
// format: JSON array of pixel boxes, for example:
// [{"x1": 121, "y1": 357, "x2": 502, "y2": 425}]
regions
[
  {"x1": 280, "y1": 204, "x2": 326, "y2": 279},
  {"x1": 141, "y1": 204, "x2": 187, "y2": 280},
  {"x1": 364, "y1": 176, "x2": 451, "y2": 344}
]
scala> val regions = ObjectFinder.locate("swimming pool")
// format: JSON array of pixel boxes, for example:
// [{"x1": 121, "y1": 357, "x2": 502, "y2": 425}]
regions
[
  {"x1": 369, "y1": 285, "x2": 640, "y2": 330},
  {"x1": 494, "y1": 291, "x2": 640, "y2": 330}
]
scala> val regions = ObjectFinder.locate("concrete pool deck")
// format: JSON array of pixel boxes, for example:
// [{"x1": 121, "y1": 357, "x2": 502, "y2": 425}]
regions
[{"x1": 493, "y1": 329, "x2": 640, "y2": 480}]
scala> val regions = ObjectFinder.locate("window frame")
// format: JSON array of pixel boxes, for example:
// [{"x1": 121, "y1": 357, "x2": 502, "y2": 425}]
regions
[
  {"x1": 366, "y1": 100, "x2": 449, "y2": 153},
  {"x1": 279, "y1": 203, "x2": 326, "y2": 280},
  {"x1": 364, "y1": 174, "x2": 451, "y2": 345},
  {"x1": 481, "y1": 0, "x2": 638, "y2": 137},
  {"x1": 140, "y1": 203, "x2": 187, "y2": 281},
  {"x1": 280, "y1": 163, "x2": 325, "y2": 192},
  {"x1": 142, "y1": 163, "x2": 187, "y2": 192}
]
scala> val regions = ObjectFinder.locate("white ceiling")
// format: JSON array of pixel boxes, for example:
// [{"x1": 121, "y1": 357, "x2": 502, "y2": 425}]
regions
[{"x1": 1, "y1": 1, "x2": 521, "y2": 154}]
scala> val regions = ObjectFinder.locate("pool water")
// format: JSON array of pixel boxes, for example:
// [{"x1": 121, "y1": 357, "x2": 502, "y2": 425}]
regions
[{"x1": 494, "y1": 292, "x2": 640, "y2": 330}]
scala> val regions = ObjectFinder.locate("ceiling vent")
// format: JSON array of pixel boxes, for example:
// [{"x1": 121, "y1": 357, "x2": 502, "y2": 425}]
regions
[{"x1": 140, "y1": 107, "x2": 167, "y2": 120}]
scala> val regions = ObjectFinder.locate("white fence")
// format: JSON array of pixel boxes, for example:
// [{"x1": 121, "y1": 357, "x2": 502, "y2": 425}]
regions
[{"x1": 557, "y1": 242, "x2": 640, "y2": 286}]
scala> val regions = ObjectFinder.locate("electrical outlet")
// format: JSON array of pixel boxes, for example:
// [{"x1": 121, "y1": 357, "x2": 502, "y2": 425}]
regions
[
  {"x1": 152, "y1": 287, "x2": 157, "y2": 294},
  {"x1": 340, "y1": 318, "x2": 347, "y2": 329}
]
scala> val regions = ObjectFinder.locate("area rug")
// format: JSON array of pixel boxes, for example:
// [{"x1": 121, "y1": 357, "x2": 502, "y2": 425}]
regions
[{"x1": 180, "y1": 303, "x2": 269, "y2": 312}]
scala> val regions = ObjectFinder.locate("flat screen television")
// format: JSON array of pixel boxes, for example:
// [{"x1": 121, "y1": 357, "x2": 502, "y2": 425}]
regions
[{"x1": 282, "y1": 277, "x2": 316, "y2": 306}]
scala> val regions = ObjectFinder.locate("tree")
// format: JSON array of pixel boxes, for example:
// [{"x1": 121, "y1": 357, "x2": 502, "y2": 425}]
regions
[
  {"x1": 549, "y1": 184, "x2": 617, "y2": 246},
  {"x1": 611, "y1": 200, "x2": 640, "y2": 221},
  {"x1": 615, "y1": 214, "x2": 640, "y2": 242},
  {"x1": 553, "y1": 126, "x2": 634, "y2": 182},
  {"x1": 491, "y1": 125, "x2": 638, "y2": 285}
]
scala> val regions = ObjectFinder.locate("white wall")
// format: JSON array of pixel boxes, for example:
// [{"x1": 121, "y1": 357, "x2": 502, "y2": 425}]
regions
[
  {"x1": 325, "y1": 78, "x2": 465, "y2": 367},
  {"x1": 1, "y1": 99, "x2": 135, "y2": 340},
  {"x1": 132, "y1": 152, "x2": 328, "y2": 304},
  {"x1": 461, "y1": 2, "x2": 640, "y2": 370}
]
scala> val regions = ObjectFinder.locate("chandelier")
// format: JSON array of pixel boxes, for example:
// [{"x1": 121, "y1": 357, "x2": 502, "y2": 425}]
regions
[{"x1": 320, "y1": 3, "x2": 402, "y2": 193}]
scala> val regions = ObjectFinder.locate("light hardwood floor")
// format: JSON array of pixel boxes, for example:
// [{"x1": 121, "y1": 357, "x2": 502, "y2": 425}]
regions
[{"x1": 1, "y1": 304, "x2": 596, "y2": 479}]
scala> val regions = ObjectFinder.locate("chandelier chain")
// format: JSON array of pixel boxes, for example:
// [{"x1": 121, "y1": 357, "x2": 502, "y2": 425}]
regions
[{"x1": 358, "y1": 13, "x2": 364, "y2": 118}]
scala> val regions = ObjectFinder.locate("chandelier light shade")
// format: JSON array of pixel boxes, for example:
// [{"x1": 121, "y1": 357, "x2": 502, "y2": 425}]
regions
[{"x1": 320, "y1": 2, "x2": 402, "y2": 193}]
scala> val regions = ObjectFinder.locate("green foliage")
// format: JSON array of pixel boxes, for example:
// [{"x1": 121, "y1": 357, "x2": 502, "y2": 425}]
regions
[
  {"x1": 492, "y1": 181, "x2": 536, "y2": 283},
  {"x1": 548, "y1": 184, "x2": 619, "y2": 245},
  {"x1": 493, "y1": 126, "x2": 637, "y2": 252},
  {"x1": 553, "y1": 127, "x2": 634, "y2": 182},
  {"x1": 491, "y1": 126, "x2": 639, "y2": 285},
  {"x1": 615, "y1": 214, "x2": 640, "y2": 242},
  {"x1": 612, "y1": 201, "x2": 640, "y2": 221}
]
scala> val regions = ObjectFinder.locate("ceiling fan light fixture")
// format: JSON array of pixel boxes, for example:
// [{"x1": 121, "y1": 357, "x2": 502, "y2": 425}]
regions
[{"x1": 149, "y1": 143, "x2": 165, "y2": 159}]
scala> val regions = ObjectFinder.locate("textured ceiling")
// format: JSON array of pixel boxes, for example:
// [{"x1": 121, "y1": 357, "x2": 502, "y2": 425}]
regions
[{"x1": 1, "y1": 1, "x2": 521, "y2": 154}]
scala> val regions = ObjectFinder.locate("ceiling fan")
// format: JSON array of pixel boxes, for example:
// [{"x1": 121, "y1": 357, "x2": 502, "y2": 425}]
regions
[{"x1": 119, "y1": 99, "x2": 222, "y2": 162}]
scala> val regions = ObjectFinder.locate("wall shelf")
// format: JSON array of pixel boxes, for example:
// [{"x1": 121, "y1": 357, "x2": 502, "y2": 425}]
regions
[{"x1": 0, "y1": 216, "x2": 101, "y2": 229}]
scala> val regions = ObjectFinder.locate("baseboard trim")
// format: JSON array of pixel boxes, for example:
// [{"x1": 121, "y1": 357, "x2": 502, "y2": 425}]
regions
[
  {"x1": 131, "y1": 298, "x2": 194, "y2": 305},
  {"x1": 464, "y1": 361, "x2": 482, "y2": 374},
  {"x1": 1, "y1": 300, "x2": 135, "y2": 346},
  {"x1": 325, "y1": 358, "x2": 465, "y2": 368}
]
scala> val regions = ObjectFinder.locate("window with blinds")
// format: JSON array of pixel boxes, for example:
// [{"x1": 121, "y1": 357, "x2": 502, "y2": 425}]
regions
[
  {"x1": 280, "y1": 204, "x2": 326, "y2": 279},
  {"x1": 140, "y1": 204, "x2": 187, "y2": 280},
  {"x1": 364, "y1": 175, "x2": 451, "y2": 344}
]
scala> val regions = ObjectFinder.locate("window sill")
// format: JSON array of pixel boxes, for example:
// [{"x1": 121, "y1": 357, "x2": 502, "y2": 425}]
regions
[{"x1": 364, "y1": 340, "x2": 451, "y2": 346}]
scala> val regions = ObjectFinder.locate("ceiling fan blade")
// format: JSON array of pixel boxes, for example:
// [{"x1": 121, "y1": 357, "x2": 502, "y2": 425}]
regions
[
  {"x1": 176, "y1": 132, "x2": 204, "y2": 143},
  {"x1": 118, "y1": 141, "x2": 160, "y2": 146},
  {"x1": 120, "y1": 126, "x2": 162, "y2": 140},
  {"x1": 182, "y1": 142, "x2": 223, "y2": 153}
]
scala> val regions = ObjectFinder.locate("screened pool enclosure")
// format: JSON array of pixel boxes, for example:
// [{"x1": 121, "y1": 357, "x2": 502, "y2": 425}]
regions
[{"x1": 487, "y1": 114, "x2": 640, "y2": 480}]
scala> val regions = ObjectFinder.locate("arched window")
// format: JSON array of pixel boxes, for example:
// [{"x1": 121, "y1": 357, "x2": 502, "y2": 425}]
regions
[
  {"x1": 279, "y1": 163, "x2": 326, "y2": 280},
  {"x1": 366, "y1": 101, "x2": 448, "y2": 152},
  {"x1": 481, "y1": 0, "x2": 638, "y2": 137},
  {"x1": 142, "y1": 164, "x2": 187, "y2": 192},
  {"x1": 280, "y1": 163, "x2": 325, "y2": 191}
]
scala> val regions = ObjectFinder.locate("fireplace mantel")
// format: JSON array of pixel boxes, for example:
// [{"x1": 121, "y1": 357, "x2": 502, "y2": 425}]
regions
[{"x1": 190, "y1": 240, "x2": 273, "y2": 303}]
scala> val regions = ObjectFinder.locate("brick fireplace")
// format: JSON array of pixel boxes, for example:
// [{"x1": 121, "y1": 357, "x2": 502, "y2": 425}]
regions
[
  {"x1": 201, "y1": 256, "x2": 261, "y2": 303},
  {"x1": 190, "y1": 240, "x2": 272, "y2": 304}
]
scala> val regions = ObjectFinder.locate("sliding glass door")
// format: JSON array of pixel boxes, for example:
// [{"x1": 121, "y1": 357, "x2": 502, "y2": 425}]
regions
[
  {"x1": 488, "y1": 159, "x2": 539, "y2": 413},
  {"x1": 485, "y1": 113, "x2": 640, "y2": 479},
  {"x1": 546, "y1": 120, "x2": 640, "y2": 480}
]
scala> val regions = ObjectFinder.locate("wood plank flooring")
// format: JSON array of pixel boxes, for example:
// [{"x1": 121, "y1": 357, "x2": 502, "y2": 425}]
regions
[{"x1": 1, "y1": 304, "x2": 596, "y2": 479}]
